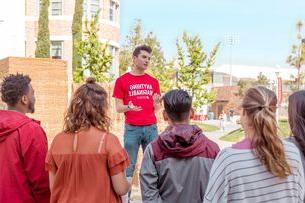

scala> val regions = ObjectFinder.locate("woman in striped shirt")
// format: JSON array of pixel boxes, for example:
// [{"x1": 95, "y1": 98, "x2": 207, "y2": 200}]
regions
[{"x1": 204, "y1": 86, "x2": 305, "y2": 203}]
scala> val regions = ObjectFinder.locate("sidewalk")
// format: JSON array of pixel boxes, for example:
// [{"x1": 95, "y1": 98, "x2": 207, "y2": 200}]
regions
[{"x1": 203, "y1": 120, "x2": 241, "y2": 149}]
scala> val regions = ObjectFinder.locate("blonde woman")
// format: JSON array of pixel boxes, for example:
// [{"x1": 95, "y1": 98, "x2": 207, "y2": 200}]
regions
[{"x1": 204, "y1": 86, "x2": 305, "y2": 203}]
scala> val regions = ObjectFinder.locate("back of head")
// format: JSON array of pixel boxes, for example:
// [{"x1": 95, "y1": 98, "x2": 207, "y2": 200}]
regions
[
  {"x1": 242, "y1": 86, "x2": 291, "y2": 178},
  {"x1": 288, "y1": 90, "x2": 305, "y2": 156},
  {"x1": 64, "y1": 77, "x2": 109, "y2": 133},
  {"x1": 133, "y1": 45, "x2": 152, "y2": 57},
  {"x1": 1, "y1": 73, "x2": 31, "y2": 107},
  {"x1": 163, "y1": 89, "x2": 192, "y2": 122}
]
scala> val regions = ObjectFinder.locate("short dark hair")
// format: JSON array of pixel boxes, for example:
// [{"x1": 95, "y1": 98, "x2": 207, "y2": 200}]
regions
[
  {"x1": 133, "y1": 45, "x2": 152, "y2": 57},
  {"x1": 163, "y1": 89, "x2": 192, "y2": 122},
  {"x1": 1, "y1": 73, "x2": 31, "y2": 106}
]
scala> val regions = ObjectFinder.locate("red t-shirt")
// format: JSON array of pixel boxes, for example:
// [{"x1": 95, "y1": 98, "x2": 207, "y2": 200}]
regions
[{"x1": 113, "y1": 72, "x2": 160, "y2": 126}]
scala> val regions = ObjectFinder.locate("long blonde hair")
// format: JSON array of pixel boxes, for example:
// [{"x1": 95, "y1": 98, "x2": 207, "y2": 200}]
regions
[{"x1": 242, "y1": 86, "x2": 291, "y2": 178}]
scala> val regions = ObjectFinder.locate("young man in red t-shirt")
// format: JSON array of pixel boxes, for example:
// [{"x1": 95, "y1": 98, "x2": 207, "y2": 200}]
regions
[{"x1": 113, "y1": 45, "x2": 161, "y2": 201}]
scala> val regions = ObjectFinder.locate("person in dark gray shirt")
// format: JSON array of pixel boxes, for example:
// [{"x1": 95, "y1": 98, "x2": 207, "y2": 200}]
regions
[{"x1": 286, "y1": 90, "x2": 305, "y2": 179}]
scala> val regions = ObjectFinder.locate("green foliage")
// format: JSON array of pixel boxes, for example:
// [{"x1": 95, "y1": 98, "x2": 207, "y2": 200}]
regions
[
  {"x1": 144, "y1": 32, "x2": 175, "y2": 92},
  {"x1": 191, "y1": 121, "x2": 219, "y2": 132},
  {"x1": 72, "y1": 0, "x2": 84, "y2": 71},
  {"x1": 256, "y1": 72, "x2": 269, "y2": 86},
  {"x1": 119, "y1": 19, "x2": 143, "y2": 74},
  {"x1": 285, "y1": 73, "x2": 305, "y2": 92},
  {"x1": 176, "y1": 32, "x2": 220, "y2": 107},
  {"x1": 119, "y1": 20, "x2": 174, "y2": 92},
  {"x1": 220, "y1": 119, "x2": 290, "y2": 142},
  {"x1": 35, "y1": 0, "x2": 50, "y2": 58},
  {"x1": 237, "y1": 72, "x2": 269, "y2": 96},
  {"x1": 286, "y1": 20, "x2": 305, "y2": 90},
  {"x1": 73, "y1": 12, "x2": 113, "y2": 83}
]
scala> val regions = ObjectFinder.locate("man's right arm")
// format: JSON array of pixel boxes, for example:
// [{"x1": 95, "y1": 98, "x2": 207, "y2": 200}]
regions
[
  {"x1": 115, "y1": 98, "x2": 130, "y2": 113},
  {"x1": 115, "y1": 99, "x2": 143, "y2": 113}
]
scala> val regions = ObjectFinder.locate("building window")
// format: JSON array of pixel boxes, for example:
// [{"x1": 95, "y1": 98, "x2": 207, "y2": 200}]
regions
[
  {"x1": 51, "y1": 0, "x2": 63, "y2": 16},
  {"x1": 84, "y1": 0, "x2": 100, "y2": 17},
  {"x1": 108, "y1": 45, "x2": 118, "y2": 74},
  {"x1": 51, "y1": 41, "x2": 63, "y2": 59},
  {"x1": 90, "y1": 0, "x2": 100, "y2": 15},
  {"x1": 109, "y1": 1, "x2": 118, "y2": 21}
]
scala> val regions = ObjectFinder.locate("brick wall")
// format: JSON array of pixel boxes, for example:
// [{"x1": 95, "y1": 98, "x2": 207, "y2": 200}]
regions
[{"x1": 0, "y1": 57, "x2": 69, "y2": 142}]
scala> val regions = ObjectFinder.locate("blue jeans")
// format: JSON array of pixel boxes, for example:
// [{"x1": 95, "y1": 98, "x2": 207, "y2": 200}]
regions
[{"x1": 124, "y1": 124, "x2": 158, "y2": 177}]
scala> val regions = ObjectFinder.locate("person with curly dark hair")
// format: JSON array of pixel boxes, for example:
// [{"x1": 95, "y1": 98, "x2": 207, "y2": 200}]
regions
[
  {"x1": 0, "y1": 73, "x2": 50, "y2": 203},
  {"x1": 46, "y1": 77, "x2": 130, "y2": 203}
]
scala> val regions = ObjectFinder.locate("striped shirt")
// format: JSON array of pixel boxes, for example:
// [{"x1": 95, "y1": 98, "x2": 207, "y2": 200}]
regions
[{"x1": 204, "y1": 139, "x2": 305, "y2": 203}]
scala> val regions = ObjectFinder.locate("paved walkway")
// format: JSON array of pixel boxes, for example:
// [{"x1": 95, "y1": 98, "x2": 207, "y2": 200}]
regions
[{"x1": 203, "y1": 120, "x2": 241, "y2": 149}]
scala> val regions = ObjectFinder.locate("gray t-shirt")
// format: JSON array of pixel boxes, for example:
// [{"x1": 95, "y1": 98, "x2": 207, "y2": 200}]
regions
[{"x1": 286, "y1": 136, "x2": 305, "y2": 177}]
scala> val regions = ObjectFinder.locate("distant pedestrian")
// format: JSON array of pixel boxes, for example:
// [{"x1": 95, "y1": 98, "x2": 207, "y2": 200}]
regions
[{"x1": 219, "y1": 110, "x2": 226, "y2": 131}]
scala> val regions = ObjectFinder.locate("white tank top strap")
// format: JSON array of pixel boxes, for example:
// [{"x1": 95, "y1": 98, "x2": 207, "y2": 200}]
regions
[
  {"x1": 97, "y1": 132, "x2": 106, "y2": 153},
  {"x1": 73, "y1": 131, "x2": 79, "y2": 152}
]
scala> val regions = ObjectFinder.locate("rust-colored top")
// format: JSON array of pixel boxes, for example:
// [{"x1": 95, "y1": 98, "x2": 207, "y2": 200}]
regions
[{"x1": 45, "y1": 127, "x2": 129, "y2": 203}]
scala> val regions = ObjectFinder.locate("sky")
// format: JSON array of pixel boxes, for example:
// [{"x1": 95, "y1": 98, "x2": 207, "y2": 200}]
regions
[{"x1": 120, "y1": 0, "x2": 305, "y2": 68}]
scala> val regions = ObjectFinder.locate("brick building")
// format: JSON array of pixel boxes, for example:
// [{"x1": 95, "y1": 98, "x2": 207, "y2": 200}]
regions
[
  {"x1": 0, "y1": 57, "x2": 69, "y2": 141},
  {"x1": 1, "y1": 0, "x2": 120, "y2": 99}
]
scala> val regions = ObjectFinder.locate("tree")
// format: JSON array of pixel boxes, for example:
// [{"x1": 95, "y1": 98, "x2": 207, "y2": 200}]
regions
[
  {"x1": 176, "y1": 32, "x2": 220, "y2": 107},
  {"x1": 119, "y1": 20, "x2": 174, "y2": 92},
  {"x1": 287, "y1": 20, "x2": 305, "y2": 90},
  {"x1": 256, "y1": 72, "x2": 269, "y2": 86},
  {"x1": 144, "y1": 32, "x2": 175, "y2": 92},
  {"x1": 73, "y1": 12, "x2": 113, "y2": 83},
  {"x1": 237, "y1": 79, "x2": 255, "y2": 96},
  {"x1": 237, "y1": 72, "x2": 269, "y2": 96},
  {"x1": 72, "y1": 0, "x2": 84, "y2": 71},
  {"x1": 119, "y1": 19, "x2": 143, "y2": 74},
  {"x1": 35, "y1": 0, "x2": 50, "y2": 58},
  {"x1": 285, "y1": 73, "x2": 305, "y2": 92}
]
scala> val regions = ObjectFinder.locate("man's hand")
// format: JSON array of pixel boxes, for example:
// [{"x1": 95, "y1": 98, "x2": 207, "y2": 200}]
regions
[
  {"x1": 153, "y1": 94, "x2": 162, "y2": 106},
  {"x1": 153, "y1": 93, "x2": 162, "y2": 112},
  {"x1": 128, "y1": 101, "x2": 142, "y2": 111}
]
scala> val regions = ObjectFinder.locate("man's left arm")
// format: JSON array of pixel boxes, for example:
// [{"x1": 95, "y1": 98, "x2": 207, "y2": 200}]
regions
[
  {"x1": 153, "y1": 81, "x2": 162, "y2": 113},
  {"x1": 21, "y1": 124, "x2": 50, "y2": 203}
]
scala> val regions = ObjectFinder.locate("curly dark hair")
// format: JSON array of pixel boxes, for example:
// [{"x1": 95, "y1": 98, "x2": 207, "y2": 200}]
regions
[
  {"x1": 1, "y1": 73, "x2": 31, "y2": 106},
  {"x1": 63, "y1": 77, "x2": 110, "y2": 133}
]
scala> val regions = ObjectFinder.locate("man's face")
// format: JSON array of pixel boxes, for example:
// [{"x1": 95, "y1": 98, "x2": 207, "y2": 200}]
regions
[
  {"x1": 25, "y1": 84, "x2": 36, "y2": 113},
  {"x1": 133, "y1": 50, "x2": 151, "y2": 71}
]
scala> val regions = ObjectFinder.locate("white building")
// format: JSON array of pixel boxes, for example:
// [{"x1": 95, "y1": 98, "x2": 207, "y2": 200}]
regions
[
  {"x1": 0, "y1": 0, "x2": 25, "y2": 59},
  {"x1": 212, "y1": 64, "x2": 298, "y2": 87}
]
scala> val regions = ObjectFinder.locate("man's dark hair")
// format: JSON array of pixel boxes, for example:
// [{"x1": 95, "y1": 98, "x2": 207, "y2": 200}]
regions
[
  {"x1": 1, "y1": 73, "x2": 31, "y2": 106},
  {"x1": 133, "y1": 45, "x2": 152, "y2": 57},
  {"x1": 163, "y1": 89, "x2": 192, "y2": 122}
]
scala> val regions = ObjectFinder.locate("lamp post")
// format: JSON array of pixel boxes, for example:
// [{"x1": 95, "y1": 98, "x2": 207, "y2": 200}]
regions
[
  {"x1": 225, "y1": 34, "x2": 240, "y2": 86},
  {"x1": 296, "y1": 21, "x2": 305, "y2": 90},
  {"x1": 173, "y1": 59, "x2": 179, "y2": 88},
  {"x1": 275, "y1": 71, "x2": 280, "y2": 123}
]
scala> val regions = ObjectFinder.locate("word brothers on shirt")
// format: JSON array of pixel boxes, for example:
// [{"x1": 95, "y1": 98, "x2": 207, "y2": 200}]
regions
[{"x1": 129, "y1": 84, "x2": 153, "y2": 97}]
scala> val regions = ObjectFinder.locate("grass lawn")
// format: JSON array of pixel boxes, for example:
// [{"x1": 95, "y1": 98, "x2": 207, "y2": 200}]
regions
[
  {"x1": 191, "y1": 121, "x2": 220, "y2": 132},
  {"x1": 220, "y1": 119, "x2": 291, "y2": 142}
]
